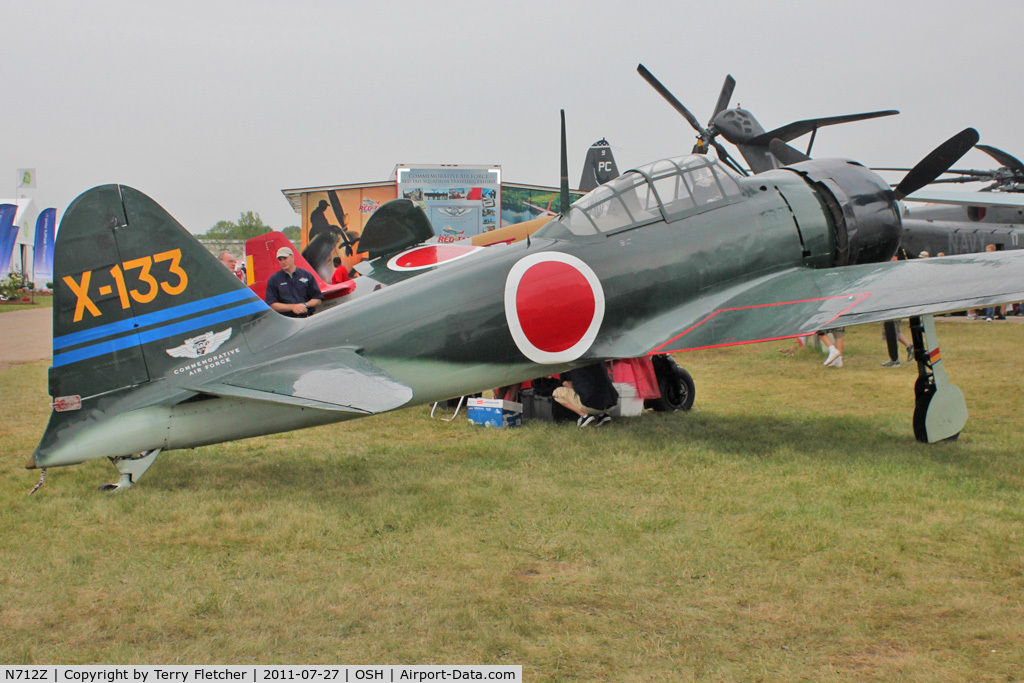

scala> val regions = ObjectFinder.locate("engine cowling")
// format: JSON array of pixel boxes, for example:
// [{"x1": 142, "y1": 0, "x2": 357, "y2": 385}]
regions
[{"x1": 785, "y1": 159, "x2": 902, "y2": 266}]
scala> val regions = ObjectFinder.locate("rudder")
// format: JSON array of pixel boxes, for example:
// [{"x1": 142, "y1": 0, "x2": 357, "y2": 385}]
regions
[{"x1": 49, "y1": 184, "x2": 271, "y2": 400}]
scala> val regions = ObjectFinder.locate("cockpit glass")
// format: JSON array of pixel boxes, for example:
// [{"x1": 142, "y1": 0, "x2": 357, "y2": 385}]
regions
[
  {"x1": 573, "y1": 185, "x2": 614, "y2": 212},
  {"x1": 539, "y1": 155, "x2": 740, "y2": 238},
  {"x1": 561, "y1": 206, "x2": 597, "y2": 235},
  {"x1": 652, "y1": 174, "x2": 694, "y2": 213},
  {"x1": 646, "y1": 159, "x2": 681, "y2": 177},
  {"x1": 614, "y1": 172, "x2": 661, "y2": 223},
  {"x1": 683, "y1": 165, "x2": 724, "y2": 205},
  {"x1": 712, "y1": 166, "x2": 741, "y2": 196}
]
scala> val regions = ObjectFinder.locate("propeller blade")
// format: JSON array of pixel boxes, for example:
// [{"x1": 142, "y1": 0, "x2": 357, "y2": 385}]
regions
[
  {"x1": 637, "y1": 63, "x2": 704, "y2": 134},
  {"x1": 769, "y1": 139, "x2": 811, "y2": 165},
  {"x1": 926, "y1": 175, "x2": 995, "y2": 185},
  {"x1": 712, "y1": 140, "x2": 748, "y2": 176},
  {"x1": 894, "y1": 128, "x2": 980, "y2": 201},
  {"x1": 711, "y1": 74, "x2": 736, "y2": 122},
  {"x1": 560, "y1": 109, "x2": 570, "y2": 213},
  {"x1": 747, "y1": 110, "x2": 899, "y2": 147},
  {"x1": 976, "y1": 144, "x2": 1024, "y2": 175}
]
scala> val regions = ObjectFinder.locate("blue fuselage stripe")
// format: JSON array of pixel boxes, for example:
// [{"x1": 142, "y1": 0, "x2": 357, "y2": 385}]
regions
[
  {"x1": 53, "y1": 288, "x2": 261, "y2": 350},
  {"x1": 52, "y1": 300, "x2": 268, "y2": 367}
]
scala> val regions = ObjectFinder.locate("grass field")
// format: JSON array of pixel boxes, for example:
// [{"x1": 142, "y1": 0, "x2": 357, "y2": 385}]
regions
[
  {"x1": 1, "y1": 322, "x2": 1022, "y2": 680},
  {"x1": 0, "y1": 293, "x2": 52, "y2": 314}
]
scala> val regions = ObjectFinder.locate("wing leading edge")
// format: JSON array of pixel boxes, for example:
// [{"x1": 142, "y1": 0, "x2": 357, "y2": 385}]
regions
[{"x1": 599, "y1": 250, "x2": 1024, "y2": 356}]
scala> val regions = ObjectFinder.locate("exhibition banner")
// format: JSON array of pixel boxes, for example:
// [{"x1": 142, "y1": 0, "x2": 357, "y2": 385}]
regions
[
  {"x1": 397, "y1": 165, "x2": 501, "y2": 239},
  {"x1": 501, "y1": 185, "x2": 583, "y2": 226},
  {"x1": 0, "y1": 204, "x2": 20, "y2": 275},
  {"x1": 33, "y1": 207, "x2": 56, "y2": 285}
]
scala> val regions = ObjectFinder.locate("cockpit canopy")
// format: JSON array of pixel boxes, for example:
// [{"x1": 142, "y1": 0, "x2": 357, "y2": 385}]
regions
[{"x1": 542, "y1": 155, "x2": 742, "y2": 237}]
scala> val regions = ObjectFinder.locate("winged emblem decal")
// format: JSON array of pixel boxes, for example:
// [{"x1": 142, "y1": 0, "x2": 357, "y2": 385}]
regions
[
  {"x1": 166, "y1": 328, "x2": 233, "y2": 359},
  {"x1": 438, "y1": 207, "x2": 472, "y2": 218}
]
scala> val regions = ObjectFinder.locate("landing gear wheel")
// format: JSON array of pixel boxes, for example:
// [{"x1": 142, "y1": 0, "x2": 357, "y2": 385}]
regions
[{"x1": 646, "y1": 355, "x2": 695, "y2": 412}]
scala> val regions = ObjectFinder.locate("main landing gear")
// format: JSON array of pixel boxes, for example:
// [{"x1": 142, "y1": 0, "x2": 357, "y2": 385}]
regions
[
  {"x1": 646, "y1": 354, "x2": 696, "y2": 412},
  {"x1": 99, "y1": 449, "x2": 162, "y2": 492},
  {"x1": 908, "y1": 315, "x2": 967, "y2": 443}
]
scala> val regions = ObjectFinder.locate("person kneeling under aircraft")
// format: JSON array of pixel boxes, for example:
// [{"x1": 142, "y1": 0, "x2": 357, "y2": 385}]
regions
[
  {"x1": 266, "y1": 247, "x2": 322, "y2": 318},
  {"x1": 553, "y1": 363, "x2": 619, "y2": 428}
]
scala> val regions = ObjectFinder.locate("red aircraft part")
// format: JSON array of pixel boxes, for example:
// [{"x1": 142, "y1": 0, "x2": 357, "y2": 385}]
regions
[{"x1": 245, "y1": 231, "x2": 355, "y2": 304}]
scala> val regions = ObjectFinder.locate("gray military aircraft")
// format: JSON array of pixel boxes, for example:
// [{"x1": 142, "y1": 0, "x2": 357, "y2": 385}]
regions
[
  {"x1": 637, "y1": 65, "x2": 899, "y2": 175},
  {"x1": 889, "y1": 145, "x2": 1024, "y2": 255},
  {"x1": 28, "y1": 86, "x2": 1024, "y2": 491}
]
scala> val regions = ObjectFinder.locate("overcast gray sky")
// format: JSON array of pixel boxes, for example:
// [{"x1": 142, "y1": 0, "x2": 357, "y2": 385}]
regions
[{"x1": 2, "y1": 0, "x2": 1021, "y2": 233}]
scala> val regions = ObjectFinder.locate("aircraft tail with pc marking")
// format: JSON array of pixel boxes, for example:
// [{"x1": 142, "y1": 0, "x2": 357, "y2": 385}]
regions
[{"x1": 578, "y1": 138, "x2": 620, "y2": 191}]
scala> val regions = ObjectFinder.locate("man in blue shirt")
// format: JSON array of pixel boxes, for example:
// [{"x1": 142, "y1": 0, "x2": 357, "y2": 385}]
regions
[{"x1": 266, "y1": 247, "x2": 323, "y2": 318}]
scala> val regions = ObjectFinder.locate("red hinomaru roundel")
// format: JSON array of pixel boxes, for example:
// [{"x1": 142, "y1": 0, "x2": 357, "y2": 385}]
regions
[
  {"x1": 387, "y1": 244, "x2": 482, "y2": 271},
  {"x1": 504, "y1": 252, "x2": 606, "y2": 364}
]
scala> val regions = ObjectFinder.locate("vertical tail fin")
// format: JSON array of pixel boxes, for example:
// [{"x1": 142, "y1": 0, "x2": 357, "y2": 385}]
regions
[
  {"x1": 578, "y1": 138, "x2": 620, "y2": 192},
  {"x1": 49, "y1": 184, "x2": 271, "y2": 400}
]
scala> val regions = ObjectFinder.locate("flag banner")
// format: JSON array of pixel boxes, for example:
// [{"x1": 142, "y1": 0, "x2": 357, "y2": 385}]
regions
[
  {"x1": 17, "y1": 168, "x2": 36, "y2": 188},
  {"x1": 0, "y1": 204, "x2": 20, "y2": 275},
  {"x1": 33, "y1": 207, "x2": 57, "y2": 285}
]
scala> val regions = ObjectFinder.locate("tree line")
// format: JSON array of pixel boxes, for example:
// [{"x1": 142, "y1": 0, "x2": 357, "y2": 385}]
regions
[{"x1": 204, "y1": 211, "x2": 300, "y2": 243}]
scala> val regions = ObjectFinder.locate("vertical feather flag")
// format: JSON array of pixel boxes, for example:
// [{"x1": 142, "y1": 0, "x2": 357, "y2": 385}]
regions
[
  {"x1": 0, "y1": 204, "x2": 20, "y2": 275},
  {"x1": 33, "y1": 208, "x2": 57, "y2": 285}
]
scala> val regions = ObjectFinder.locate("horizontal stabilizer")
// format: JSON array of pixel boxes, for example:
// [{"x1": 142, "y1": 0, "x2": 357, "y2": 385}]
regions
[{"x1": 194, "y1": 348, "x2": 413, "y2": 414}]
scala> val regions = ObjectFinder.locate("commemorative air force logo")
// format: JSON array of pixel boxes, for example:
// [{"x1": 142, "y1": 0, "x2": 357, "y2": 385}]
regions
[{"x1": 166, "y1": 328, "x2": 233, "y2": 359}]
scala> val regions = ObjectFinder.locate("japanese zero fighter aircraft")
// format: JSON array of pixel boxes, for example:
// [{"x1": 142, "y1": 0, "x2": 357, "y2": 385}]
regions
[{"x1": 29, "y1": 93, "x2": 1024, "y2": 491}]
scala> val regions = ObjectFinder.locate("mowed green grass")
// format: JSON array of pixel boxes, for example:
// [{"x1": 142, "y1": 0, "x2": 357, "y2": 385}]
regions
[
  {"x1": 0, "y1": 293, "x2": 52, "y2": 314},
  {"x1": 1, "y1": 322, "x2": 1022, "y2": 680}
]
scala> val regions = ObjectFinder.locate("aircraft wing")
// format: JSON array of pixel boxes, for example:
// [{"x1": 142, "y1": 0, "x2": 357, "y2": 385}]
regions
[
  {"x1": 903, "y1": 189, "x2": 1024, "y2": 208},
  {"x1": 597, "y1": 251, "x2": 1024, "y2": 356},
  {"x1": 190, "y1": 347, "x2": 413, "y2": 414}
]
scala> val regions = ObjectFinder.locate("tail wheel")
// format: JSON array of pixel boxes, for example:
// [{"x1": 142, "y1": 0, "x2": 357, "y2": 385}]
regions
[{"x1": 646, "y1": 355, "x2": 695, "y2": 412}]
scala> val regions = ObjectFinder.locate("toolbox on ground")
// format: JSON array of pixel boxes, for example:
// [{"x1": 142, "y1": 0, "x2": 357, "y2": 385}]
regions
[
  {"x1": 467, "y1": 398, "x2": 523, "y2": 428},
  {"x1": 610, "y1": 382, "x2": 644, "y2": 417}
]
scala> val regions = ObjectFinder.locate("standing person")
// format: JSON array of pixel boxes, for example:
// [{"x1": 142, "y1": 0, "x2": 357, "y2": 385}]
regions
[
  {"x1": 266, "y1": 247, "x2": 322, "y2": 318},
  {"x1": 218, "y1": 250, "x2": 244, "y2": 280},
  {"x1": 982, "y1": 244, "x2": 1005, "y2": 321},
  {"x1": 330, "y1": 256, "x2": 350, "y2": 284},
  {"x1": 218, "y1": 251, "x2": 236, "y2": 271},
  {"x1": 553, "y1": 363, "x2": 619, "y2": 428},
  {"x1": 819, "y1": 328, "x2": 845, "y2": 368},
  {"x1": 881, "y1": 321, "x2": 914, "y2": 367}
]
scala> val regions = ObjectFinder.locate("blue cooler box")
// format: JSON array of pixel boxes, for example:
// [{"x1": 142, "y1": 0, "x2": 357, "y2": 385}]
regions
[{"x1": 467, "y1": 398, "x2": 523, "y2": 428}]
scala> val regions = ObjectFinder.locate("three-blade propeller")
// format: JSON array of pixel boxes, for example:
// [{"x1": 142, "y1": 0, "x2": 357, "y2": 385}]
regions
[
  {"x1": 771, "y1": 129, "x2": 981, "y2": 202},
  {"x1": 893, "y1": 128, "x2": 980, "y2": 200},
  {"x1": 636, "y1": 64, "x2": 749, "y2": 176},
  {"x1": 878, "y1": 144, "x2": 1024, "y2": 191}
]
